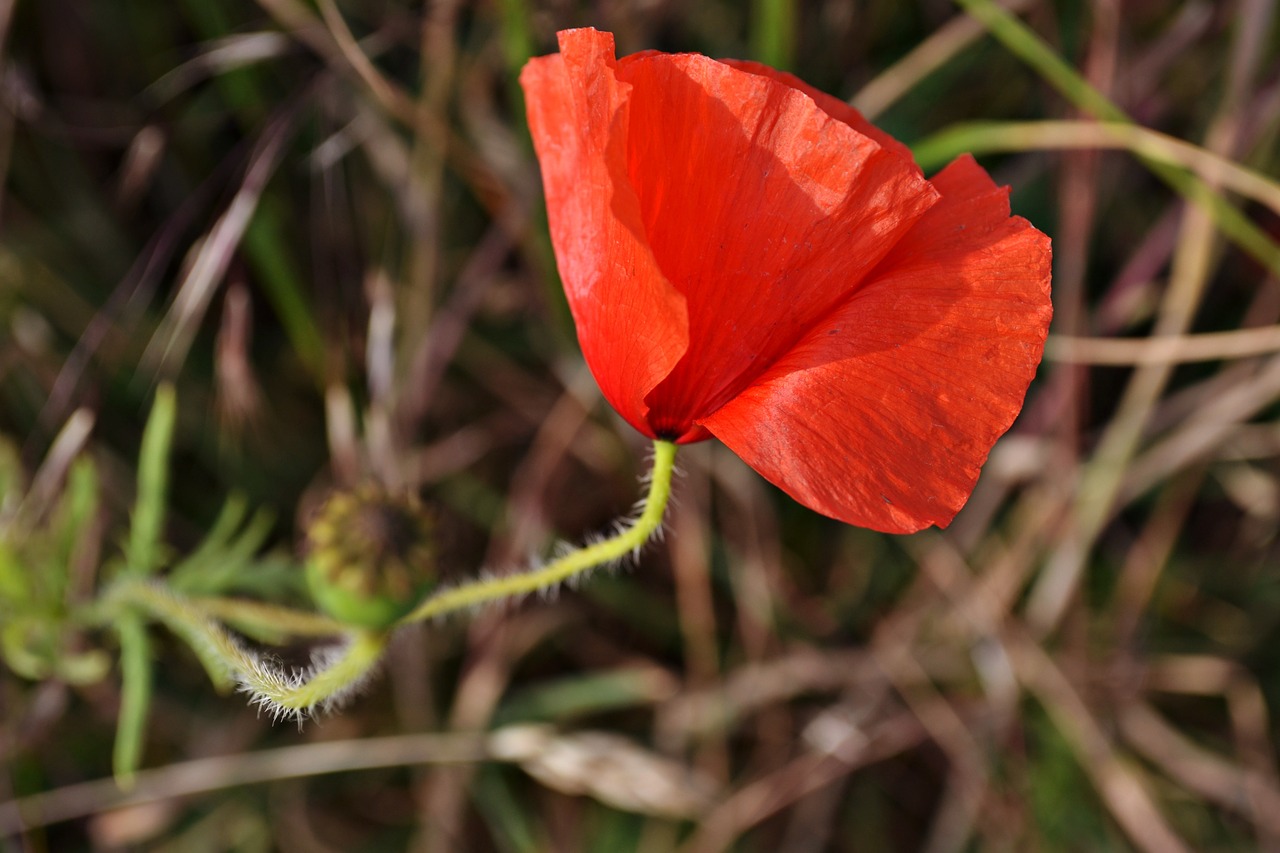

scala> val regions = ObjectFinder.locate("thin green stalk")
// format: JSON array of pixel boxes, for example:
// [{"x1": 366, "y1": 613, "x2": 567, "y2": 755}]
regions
[
  {"x1": 496, "y1": 0, "x2": 534, "y2": 75},
  {"x1": 119, "y1": 583, "x2": 238, "y2": 692},
  {"x1": 400, "y1": 440, "x2": 678, "y2": 624},
  {"x1": 244, "y1": 210, "x2": 327, "y2": 382},
  {"x1": 954, "y1": 0, "x2": 1119, "y2": 120},
  {"x1": 116, "y1": 581, "x2": 385, "y2": 719},
  {"x1": 190, "y1": 595, "x2": 346, "y2": 640},
  {"x1": 912, "y1": 120, "x2": 1280, "y2": 214},
  {"x1": 953, "y1": 0, "x2": 1280, "y2": 278},
  {"x1": 751, "y1": 0, "x2": 796, "y2": 71}
]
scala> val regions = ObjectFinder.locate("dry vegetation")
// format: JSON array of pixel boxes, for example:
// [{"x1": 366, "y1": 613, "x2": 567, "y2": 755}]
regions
[{"x1": 3, "y1": 0, "x2": 1280, "y2": 850}]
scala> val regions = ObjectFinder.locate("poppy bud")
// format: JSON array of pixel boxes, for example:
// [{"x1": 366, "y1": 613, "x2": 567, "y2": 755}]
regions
[{"x1": 305, "y1": 488, "x2": 435, "y2": 629}]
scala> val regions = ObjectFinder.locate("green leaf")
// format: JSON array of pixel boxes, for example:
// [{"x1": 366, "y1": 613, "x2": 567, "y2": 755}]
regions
[
  {"x1": 48, "y1": 456, "x2": 100, "y2": 600},
  {"x1": 124, "y1": 384, "x2": 176, "y2": 578},
  {"x1": 168, "y1": 493, "x2": 279, "y2": 596},
  {"x1": 113, "y1": 613, "x2": 153, "y2": 787}
]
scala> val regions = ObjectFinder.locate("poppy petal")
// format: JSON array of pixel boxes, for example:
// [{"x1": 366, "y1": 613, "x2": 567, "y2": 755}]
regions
[
  {"x1": 611, "y1": 51, "x2": 939, "y2": 436},
  {"x1": 520, "y1": 29, "x2": 689, "y2": 437},
  {"x1": 700, "y1": 155, "x2": 1053, "y2": 532},
  {"x1": 719, "y1": 59, "x2": 918, "y2": 169}
]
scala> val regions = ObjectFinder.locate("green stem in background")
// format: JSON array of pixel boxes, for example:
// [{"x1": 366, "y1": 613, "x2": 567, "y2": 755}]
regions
[
  {"x1": 751, "y1": 0, "x2": 796, "y2": 71},
  {"x1": 954, "y1": 0, "x2": 1119, "y2": 120},
  {"x1": 401, "y1": 440, "x2": 678, "y2": 624},
  {"x1": 912, "y1": 120, "x2": 1280, "y2": 213},
  {"x1": 952, "y1": 0, "x2": 1280, "y2": 278},
  {"x1": 496, "y1": 0, "x2": 534, "y2": 79}
]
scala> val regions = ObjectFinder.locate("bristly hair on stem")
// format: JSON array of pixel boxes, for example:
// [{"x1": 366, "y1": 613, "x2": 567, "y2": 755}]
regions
[
  {"x1": 114, "y1": 441, "x2": 679, "y2": 724},
  {"x1": 111, "y1": 580, "x2": 388, "y2": 724},
  {"x1": 236, "y1": 631, "x2": 388, "y2": 724},
  {"x1": 396, "y1": 440, "x2": 678, "y2": 625}
]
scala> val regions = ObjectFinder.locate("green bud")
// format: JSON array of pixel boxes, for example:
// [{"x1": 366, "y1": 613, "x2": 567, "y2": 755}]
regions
[{"x1": 305, "y1": 487, "x2": 435, "y2": 629}]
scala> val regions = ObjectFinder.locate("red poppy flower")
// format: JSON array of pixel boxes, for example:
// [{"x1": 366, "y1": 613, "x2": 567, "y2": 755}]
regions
[{"x1": 520, "y1": 28, "x2": 1052, "y2": 534}]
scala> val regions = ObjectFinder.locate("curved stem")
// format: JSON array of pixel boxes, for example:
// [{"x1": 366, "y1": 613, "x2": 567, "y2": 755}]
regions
[
  {"x1": 106, "y1": 440, "x2": 678, "y2": 720},
  {"x1": 241, "y1": 630, "x2": 386, "y2": 720},
  {"x1": 399, "y1": 439, "x2": 678, "y2": 625},
  {"x1": 112, "y1": 581, "x2": 386, "y2": 719}
]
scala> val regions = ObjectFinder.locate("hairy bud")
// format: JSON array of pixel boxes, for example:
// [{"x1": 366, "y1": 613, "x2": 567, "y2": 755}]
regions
[{"x1": 305, "y1": 488, "x2": 435, "y2": 629}]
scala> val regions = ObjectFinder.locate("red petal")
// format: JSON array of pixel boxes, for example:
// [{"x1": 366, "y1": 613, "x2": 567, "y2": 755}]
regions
[
  {"x1": 700, "y1": 156, "x2": 1053, "y2": 532},
  {"x1": 719, "y1": 59, "x2": 918, "y2": 169},
  {"x1": 520, "y1": 29, "x2": 688, "y2": 437},
  {"x1": 613, "y1": 51, "x2": 938, "y2": 438}
]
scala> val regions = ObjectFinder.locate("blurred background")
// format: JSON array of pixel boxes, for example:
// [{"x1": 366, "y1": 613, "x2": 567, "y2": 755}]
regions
[{"x1": 3, "y1": 0, "x2": 1280, "y2": 850}]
